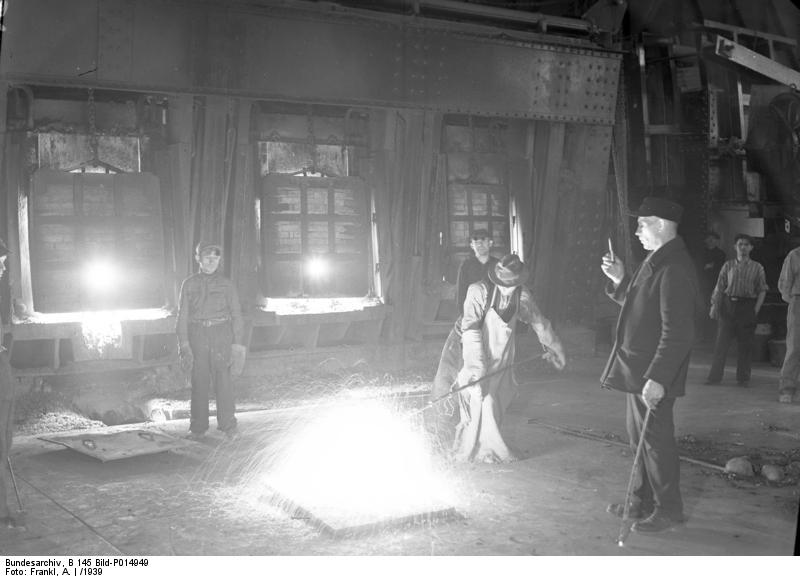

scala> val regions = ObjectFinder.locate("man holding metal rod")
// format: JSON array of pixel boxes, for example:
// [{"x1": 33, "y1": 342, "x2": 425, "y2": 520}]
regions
[
  {"x1": 600, "y1": 198, "x2": 698, "y2": 535},
  {"x1": 434, "y1": 253, "x2": 566, "y2": 463}
]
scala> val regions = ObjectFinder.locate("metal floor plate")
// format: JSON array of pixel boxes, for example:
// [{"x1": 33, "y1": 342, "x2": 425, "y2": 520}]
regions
[{"x1": 39, "y1": 429, "x2": 190, "y2": 462}]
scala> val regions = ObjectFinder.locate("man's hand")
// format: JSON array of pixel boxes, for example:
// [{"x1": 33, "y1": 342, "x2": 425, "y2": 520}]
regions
[
  {"x1": 641, "y1": 379, "x2": 665, "y2": 410},
  {"x1": 179, "y1": 343, "x2": 194, "y2": 374},
  {"x1": 543, "y1": 346, "x2": 566, "y2": 370},
  {"x1": 230, "y1": 344, "x2": 247, "y2": 377},
  {"x1": 456, "y1": 368, "x2": 480, "y2": 389},
  {"x1": 601, "y1": 253, "x2": 625, "y2": 286},
  {"x1": 709, "y1": 304, "x2": 719, "y2": 320}
]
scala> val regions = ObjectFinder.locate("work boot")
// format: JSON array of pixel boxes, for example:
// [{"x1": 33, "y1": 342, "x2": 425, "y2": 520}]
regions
[
  {"x1": 631, "y1": 511, "x2": 684, "y2": 533},
  {"x1": 606, "y1": 502, "x2": 652, "y2": 520},
  {"x1": 223, "y1": 427, "x2": 240, "y2": 441},
  {"x1": 184, "y1": 431, "x2": 206, "y2": 442}
]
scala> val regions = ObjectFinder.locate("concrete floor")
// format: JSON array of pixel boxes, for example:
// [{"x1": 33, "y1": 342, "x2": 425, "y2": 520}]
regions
[{"x1": 1, "y1": 347, "x2": 798, "y2": 557}]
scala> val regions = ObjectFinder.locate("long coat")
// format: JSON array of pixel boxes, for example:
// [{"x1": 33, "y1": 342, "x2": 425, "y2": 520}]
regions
[{"x1": 600, "y1": 236, "x2": 699, "y2": 397}]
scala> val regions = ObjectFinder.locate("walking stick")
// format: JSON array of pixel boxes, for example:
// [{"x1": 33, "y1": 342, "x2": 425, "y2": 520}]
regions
[
  {"x1": 617, "y1": 406, "x2": 652, "y2": 547},
  {"x1": 7, "y1": 456, "x2": 23, "y2": 512}
]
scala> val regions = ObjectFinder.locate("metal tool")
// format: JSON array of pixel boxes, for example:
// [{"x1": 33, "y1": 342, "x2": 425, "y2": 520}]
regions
[
  {"x1": 7, "y1": 456, "x2": 23, "y2": 512},
  {"x1": 617, "y1": 406, "x2": 652, "y2": 547},
  {"x1": 413, "y1": 351, "x2": 548, "y2": 416}
]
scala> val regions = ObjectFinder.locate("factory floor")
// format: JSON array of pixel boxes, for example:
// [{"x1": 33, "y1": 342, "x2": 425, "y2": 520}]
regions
[{"x1": 1, "y1": 346, "x2": 798, "y2": 558}]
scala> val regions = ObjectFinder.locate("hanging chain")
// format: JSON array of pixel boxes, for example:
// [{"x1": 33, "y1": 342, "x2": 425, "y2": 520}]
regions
[{"x1": 87, "y1": 87, "x2": 99, "y2": 160}]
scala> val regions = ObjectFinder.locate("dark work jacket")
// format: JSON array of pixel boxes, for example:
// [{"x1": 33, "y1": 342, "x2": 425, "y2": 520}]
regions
[
  {"x1": 176, "y1": 271, "x2": 244, "y2": 346},
  {"x1": 600, "y1": 236, "x2": 699, "y2": 397}
]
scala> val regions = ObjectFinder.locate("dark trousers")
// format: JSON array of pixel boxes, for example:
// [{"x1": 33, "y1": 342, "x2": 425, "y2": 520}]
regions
[
  {"x1": 188, "y1": 322, "x2": 237, "y2": 434},
  {"x1": 708, "y1": 298, "x2": 757, "y2": 383},
  {"x1": 0, "y1": 352, "x2": 15, "y2": 517},
  {"x1": 626, "y1": 394, "x2": 683, "y2": 518}
]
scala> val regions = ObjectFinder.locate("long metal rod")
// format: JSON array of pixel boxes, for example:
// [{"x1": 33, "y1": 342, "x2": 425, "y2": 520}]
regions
[
  {"x1": 617, "y1": 406, "x2": 652, "y2": 547},
  {"x1": 7, "y1": 456, "x2": 23, "y2": 511},
  {"x1": 413, "y1": 351, "x2": 547, "y2": 415}
]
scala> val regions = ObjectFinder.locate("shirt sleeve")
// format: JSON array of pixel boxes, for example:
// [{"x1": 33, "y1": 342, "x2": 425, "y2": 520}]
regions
[
  {"x1": 710, "y1": 261, "x2": 729, "y2": 306},
  {"x1": 778, "y1": 253, "x2": 794, "y2": 301},
  {"x1": 460, "y1": 282, "x2": 489, "y2": 377},
  {"x1": 228, "y1": 280, "x2": 245, "y2": 345},
  {"x1": 176, "y1": 277, "x2": 191, "y2": 346},
  {"x1": 518, "y1": 287, "x2": 562, "y2": 352},
  {"x1": 455, "y1": 260, "x2": 469, "y2": 313},
  {"x1": 755, "y1": 264, "x2": 768, "y2": 294}
]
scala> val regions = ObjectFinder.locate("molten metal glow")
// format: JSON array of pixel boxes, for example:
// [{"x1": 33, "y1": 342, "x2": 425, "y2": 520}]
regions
[
  {"x1": 83, "y1": 260, "x2": 119, "y2": 292},
  {"x1": 305, "y1": 256, "x2": 329, "y2": 279},
  {"x1": 80, "y1": 311, "x2": 123, "y2": 353},
  {"x1": 263, "y1": 400, "x2": 453, "y2": 526}
]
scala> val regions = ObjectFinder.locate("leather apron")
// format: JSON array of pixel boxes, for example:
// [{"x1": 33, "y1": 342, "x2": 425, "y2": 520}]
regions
[{"x1": 453, "y1": 286, "x2": 519, "y2": 462}]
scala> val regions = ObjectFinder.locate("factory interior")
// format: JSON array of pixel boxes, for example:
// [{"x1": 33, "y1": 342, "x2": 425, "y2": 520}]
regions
[{"x1": 0, "y1": 0, "x2": 799, "y2": 562}]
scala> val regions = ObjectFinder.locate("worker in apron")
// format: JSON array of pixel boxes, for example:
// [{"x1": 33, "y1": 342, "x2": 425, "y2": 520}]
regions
[{"x1": 440, "y1": 254, "x2": 566, "y2": 463}]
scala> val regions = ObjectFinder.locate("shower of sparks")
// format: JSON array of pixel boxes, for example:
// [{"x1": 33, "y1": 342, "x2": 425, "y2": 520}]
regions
[
  {"x1": 80, "y1": 311, "x2": 123, "y2": 354},
  {"x1": 243, "y1": 399, "x2": 456, "y2": 531}
]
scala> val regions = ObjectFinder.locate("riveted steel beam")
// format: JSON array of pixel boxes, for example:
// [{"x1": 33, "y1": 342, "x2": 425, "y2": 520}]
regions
[{"x1": 1, "y1": 0, "x2": 620, "y2": 124}]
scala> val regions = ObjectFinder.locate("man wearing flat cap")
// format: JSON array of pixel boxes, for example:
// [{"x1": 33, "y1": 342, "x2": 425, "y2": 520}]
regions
[
  {"x1": 600, "y1": 197, "x2": 699, "y2": 534},
  {"x1": 432, "y1": 253, "x2": 566, "y2": 463},
  {"x1": 176, "y1": 242, "x2": 246, "y2": 441}
]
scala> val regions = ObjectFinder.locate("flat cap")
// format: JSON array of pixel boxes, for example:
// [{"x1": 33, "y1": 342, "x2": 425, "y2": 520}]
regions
[{"x1": 630, "y1": 197, "x2": 683, "y2": 224}]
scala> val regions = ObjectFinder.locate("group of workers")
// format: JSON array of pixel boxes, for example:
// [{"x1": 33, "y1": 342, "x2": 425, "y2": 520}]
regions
[
  {"x1": 430, "y1": 197, "x2": 695, "y2": 534},
  {"x1": 0, "y1": 194, "x2": 797, "y2": 538},
  {"x1": 431, "y1": 195, "x2": 797, "y2": 538}
]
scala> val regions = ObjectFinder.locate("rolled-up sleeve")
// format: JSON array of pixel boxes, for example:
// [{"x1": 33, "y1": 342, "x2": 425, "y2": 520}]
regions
[
  {"x1": 460, "y1": 282, "x2": 489, "y2": 377},
  {"x1": 519, "y1": 287, "x2": 563, "y2": 354}
]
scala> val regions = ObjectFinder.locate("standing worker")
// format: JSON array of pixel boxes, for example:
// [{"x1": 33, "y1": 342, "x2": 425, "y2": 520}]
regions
[
  {"x1": 777, "y1": 244, "x2": 800, "y2": 404},
  {"x1": 454, "y1": 229, "x2": 498, "y2": 312},
  {"x1": 438, "y1": 253, "x2": 565, "y2": 463},
  {"x1": 0, "y1": 238, "x2": 22, "y2": 528},
  {"x1": 428, "y1": 229, "x2": 499, "y2": 434},
  {"x1": 177, "y1": 242, "x2": 247, "y2": 440},
  {"x1": 705, "y1": 234, "x2": 768, "y2": 387},
  {"x1": 600, "y1": 197, "x2": 698, "y2": 534}
]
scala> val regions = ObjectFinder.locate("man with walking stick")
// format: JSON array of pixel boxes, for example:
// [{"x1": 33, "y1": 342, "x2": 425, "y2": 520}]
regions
[{"x1": 600, "y1": 198, "x2": 698, "y2": 535}]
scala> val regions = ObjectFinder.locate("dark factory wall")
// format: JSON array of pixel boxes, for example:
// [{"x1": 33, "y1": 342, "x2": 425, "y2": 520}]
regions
[{"x1": 0, "y1": 0, "x2": 620, "y2": 358}]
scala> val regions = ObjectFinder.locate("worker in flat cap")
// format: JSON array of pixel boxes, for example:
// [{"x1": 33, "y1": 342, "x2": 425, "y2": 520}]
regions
[
  {"x1": 600, "y1": 197, "x2": 699, "y2": 534},
  {"x1": 0, "y1": 238, "x2": 22, "y2": 528},
  {"x1": 432, "y1": 253, "x2": 566, "y2": 464},
  {"x1": 176, "y1": 242, "x2": 246, "y2": 441}
]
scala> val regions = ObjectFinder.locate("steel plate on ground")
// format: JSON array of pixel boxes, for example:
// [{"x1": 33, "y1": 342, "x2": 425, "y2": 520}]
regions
[{"x1": 39, "y1": 429, "x2": 190, "y2": 462}]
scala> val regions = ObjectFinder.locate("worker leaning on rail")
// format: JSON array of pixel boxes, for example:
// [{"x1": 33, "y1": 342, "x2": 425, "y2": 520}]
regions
[
  {"x1": 0, "y1": 237, "x2": 22, "y2": 527},
  {"x1": 176, "y1": 242, "x2": 246, "y2": 441}
]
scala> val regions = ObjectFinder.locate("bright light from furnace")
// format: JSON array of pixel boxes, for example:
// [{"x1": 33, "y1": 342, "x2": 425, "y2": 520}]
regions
[
  {"x1": 261, "y1": 400, "x2": 454, "y2": 525},
  {"x1": 305, "y1": 256, "x2": 329, "y2": 279},
  {"x1": 83, "y1": 260, "x2": 119, "y2": 292}
]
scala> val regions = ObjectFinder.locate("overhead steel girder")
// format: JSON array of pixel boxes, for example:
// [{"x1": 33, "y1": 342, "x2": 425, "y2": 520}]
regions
[
  {"x1": 714, "y1": 36, "x2": 800, "y2": 90},
  {"x1": 0, "y1": 0, "x2": 620, "y2": 125}
]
